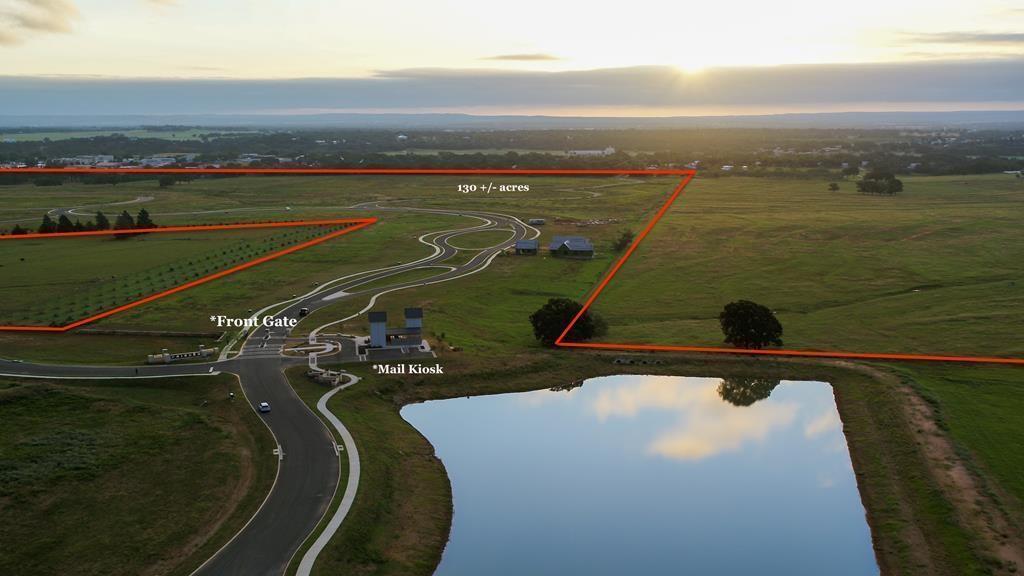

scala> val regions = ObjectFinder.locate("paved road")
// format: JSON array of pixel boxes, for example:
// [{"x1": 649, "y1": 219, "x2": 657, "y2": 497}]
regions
[
  {"x1": 191, "y1": 358, "x2": 339, "y2": 576},
  {"x1": 0, "y1": 204, "x2": 537, "y2": 576}
]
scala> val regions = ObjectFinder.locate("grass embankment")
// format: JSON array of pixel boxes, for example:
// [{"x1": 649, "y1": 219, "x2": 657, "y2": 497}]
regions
[{"x1": 0, "y1": 374, "x2": 276, "y2": 576}]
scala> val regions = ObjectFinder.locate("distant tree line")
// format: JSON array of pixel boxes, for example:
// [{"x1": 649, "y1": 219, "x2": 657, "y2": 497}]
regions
[
  {"x1": 1, "y1": 128, "x2": 1021, "y2": 177},
  {"x1": 2, "y1": 209, "x2": 156, "y2": 236}
]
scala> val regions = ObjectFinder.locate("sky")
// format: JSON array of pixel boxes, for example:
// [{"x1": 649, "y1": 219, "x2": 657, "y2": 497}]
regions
[{"x1": 1, "y1": 0, "x2": 1023, "y2": 116}]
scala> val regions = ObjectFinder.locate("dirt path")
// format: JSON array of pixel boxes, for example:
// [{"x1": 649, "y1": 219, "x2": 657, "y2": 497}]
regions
[
  {"x1": 837, "y1": 360, "x2": 1024, "y2": 574},
  {"x1": 899, "y1": 384, "x2": 1024, "y2": 574}
]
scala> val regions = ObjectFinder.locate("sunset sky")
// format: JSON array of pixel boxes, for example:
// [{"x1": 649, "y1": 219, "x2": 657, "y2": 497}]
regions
[{"x1": 2, "y1": 0, "x2": 1023, "y2": 115}]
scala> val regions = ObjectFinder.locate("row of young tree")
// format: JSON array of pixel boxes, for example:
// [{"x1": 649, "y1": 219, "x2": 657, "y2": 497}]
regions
[{"x1": 4, "y1": 209, "x2": 156, "y2": 236}]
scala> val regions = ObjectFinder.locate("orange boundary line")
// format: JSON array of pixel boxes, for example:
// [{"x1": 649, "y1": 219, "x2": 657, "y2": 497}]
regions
[
  {"x1": 550, "y1": 170, "x2": 1024, "y2": 366},
  {"x1": 2, "y1": 167, "x2": 1021, "y2": 365},
  {"x1": 0, "y1": 216, "x2": 376, "y2": 332}
]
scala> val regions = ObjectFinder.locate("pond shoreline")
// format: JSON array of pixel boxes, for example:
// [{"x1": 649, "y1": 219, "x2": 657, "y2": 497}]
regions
[{"x1": 294, "y1": 351, "x2": 1010, "y2": 575}]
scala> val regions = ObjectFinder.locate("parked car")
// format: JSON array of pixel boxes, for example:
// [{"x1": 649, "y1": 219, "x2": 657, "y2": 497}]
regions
[
  {"x1": 299, "y1": 307, "x2": 310, "y2": 317},
  {"x1": 258, "y1": 402, "x2": 271, "y2": 413}
]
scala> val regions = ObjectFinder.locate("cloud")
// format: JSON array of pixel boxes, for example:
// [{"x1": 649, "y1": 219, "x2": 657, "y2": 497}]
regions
[
  {"x1": 590, "y1": 377, "x2": 798, "y2": 461},
  {"x1": 482, "y1": 53, "x2": 561, "y2": 61},
  {"x1": 0, "y1": 0, "x2": 79, "y2": 45},
  {"x1": 803, "y1": 407, "x2": 840, "y2": 439},
  {"x1": 906, "y1": 31, "x2": 1024, "y2": 44},
  {"x1": 1, "y1": 59, "x2": 1023, "y2": 115}
]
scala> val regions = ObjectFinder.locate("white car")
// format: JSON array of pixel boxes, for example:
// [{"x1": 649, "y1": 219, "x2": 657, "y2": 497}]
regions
[{"x1": 258, "y1": 402, "x2": 271, "y2": 413}]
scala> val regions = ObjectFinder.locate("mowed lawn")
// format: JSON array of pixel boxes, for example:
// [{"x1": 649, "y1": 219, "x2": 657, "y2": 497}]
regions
[
  {"x1": 587, "y1": 174, "x2": 1024, "y2": 358},
  {"x1": 0, "y1": 374, "x2": 276, "y2": 576}
]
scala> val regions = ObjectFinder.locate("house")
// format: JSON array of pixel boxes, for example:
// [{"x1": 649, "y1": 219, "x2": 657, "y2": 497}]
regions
[
  {"x1": 514, "y1": 239, "x2": 539, "y2": 255},
  {"x1": 549, "y1": 236, "x2": 594, "y2": 259}
]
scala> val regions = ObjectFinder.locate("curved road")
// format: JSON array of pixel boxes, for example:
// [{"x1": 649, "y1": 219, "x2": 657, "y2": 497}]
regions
[{"x1": 0, "y1": 204, "x2": 538, "y2": 575}]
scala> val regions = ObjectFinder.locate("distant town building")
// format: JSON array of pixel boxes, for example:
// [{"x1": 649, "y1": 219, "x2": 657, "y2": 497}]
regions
[
  {"x1": 56, "y1": 155, "x2": 115, "y2": 166},
  {"x1": 514, "y1": 239, "x2": 539, "y2": 255},
  {"x1": 549, "y1": 236, "x2": 594, "y2": 259},
  {"x1": 140, "y1": 156, "x2": 178, "y2": 167},
  {"x1": 567, "y1": 146, "x2": 616, "y2": 157}
]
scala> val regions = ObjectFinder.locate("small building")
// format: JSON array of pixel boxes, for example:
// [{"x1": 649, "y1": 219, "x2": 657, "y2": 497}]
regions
[
  {"x1": 369, "y1": 311, "x2": 388, "y2": 347},
  {"x1": 527, "y1": 218, "x2": 546, "y2": 225},
  {"x1": 549, "y1": 236, "x2": 594, "y2": 259},
  {"x1": 368, "y1": 308, "x2": 425, "y2": 349},
  {"x1": 514, "y1": 239, "x2": 539, "y2": 255},
  {"x1": 405, "y1": 307, "x2": 423, "y2": 329}
]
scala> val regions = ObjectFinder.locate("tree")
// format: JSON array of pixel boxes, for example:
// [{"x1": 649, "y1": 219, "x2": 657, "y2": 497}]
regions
[
  {"x1": 114, "y1": 210, "x2": 135, "y2": 230},
  {"x1": 38, "y1": 214, "x2": 57, "y2": 234},
  {"x1": 828, "y1": 182, "x2": 840, "y2": 192},
  {"x1": 158, "y1": 175, "x2": 177, "y2": 188},
  {"x1": 529, "y1": 297, "x2": 606, "y2": 346},
  {"x1": 612, "y1": 229, "x2": 635, "y2": 252},
  {"x1": 841, "y1": 165, "x2": 860, "y2": 177},
  {"x1": 95, "y1": 211, "x2": 111, "y2": 230},
  {"x1": 136, "y1": 208, "x2": 155, "y2": 228},
  {"x1": 10, "y1": 224, "x2": 28, "y2": 235},
  {"x1": 719, "y1": 299, "x2": 783, "y2": 349},
  {"x1": 857, "y1": 170, "x2": 903, "y2": 195},
  {"x1": 56, "y1": 214, "x2": 75, "y2": 233},
  {"x1": 717, "y1": 377, "x2": 781, "y2": 406}
]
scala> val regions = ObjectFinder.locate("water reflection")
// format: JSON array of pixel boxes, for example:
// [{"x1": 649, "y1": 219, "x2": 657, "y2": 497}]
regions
[
  {"x1": 402, "y1": 375, "x2": 877, "y2": 576},
  {"x1": 590, "y1": 376, "x2": 795, "y2": 461},
  {"x1": 717, "y1": 376, "x2": 781, "y2": 406}
]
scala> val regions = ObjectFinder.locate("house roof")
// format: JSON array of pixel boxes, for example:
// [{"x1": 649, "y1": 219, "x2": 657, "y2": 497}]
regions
[
  {"x1": 404, "y1": 307, "x2": 423, "y2": 319},
  {"x1": 368, "y1": 311, "x2": 387, "y2": 323},
  {"x1": 549, "y1": 235, "x2": 593, "y2": 252},
  {"x1": 515, "y1": 239, "x2": 539, "y2": 249}
]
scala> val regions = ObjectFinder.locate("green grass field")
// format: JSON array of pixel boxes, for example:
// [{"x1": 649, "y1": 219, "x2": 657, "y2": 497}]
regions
[
  {"x1": 0, "y1": 175, "x2": 661, "y2": 362},
  {"x1": 588, "y1": 174, "x2": 1024, "y2": 358},
  {"x1": 445, "y1": 228, "x2": 517, "y2": 249},
  {"x1": 3, "y1": 173, "x2": 1023, "y2": 575},
  {"x1": 0, "y1": 374, "x2": 275, "y2": 576}
]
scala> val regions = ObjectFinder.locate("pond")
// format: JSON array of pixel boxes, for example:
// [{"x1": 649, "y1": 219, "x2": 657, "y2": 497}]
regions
[{"x1": 402, "y1": 375, "x2": 878, "y2": 576}]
